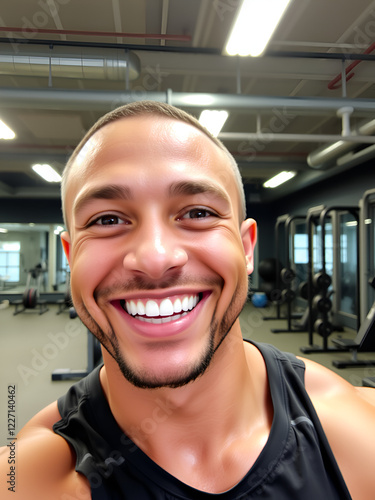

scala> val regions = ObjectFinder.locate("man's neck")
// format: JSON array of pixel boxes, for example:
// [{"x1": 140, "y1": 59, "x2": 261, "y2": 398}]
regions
[{"x1": 99, "y1": 329, "x2": 273, "y2": 493}]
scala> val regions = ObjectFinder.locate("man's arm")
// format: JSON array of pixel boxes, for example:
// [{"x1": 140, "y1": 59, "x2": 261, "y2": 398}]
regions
[
  {"x1": 303, "y1": 357, "x2": 375, "y2": 500},
  {"x1": 0, "y1": 401, "x2": 90, "y2": 499}
]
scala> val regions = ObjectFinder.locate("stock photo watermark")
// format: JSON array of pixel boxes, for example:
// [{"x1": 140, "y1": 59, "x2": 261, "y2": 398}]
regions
[
  {"x1": 0, "y1": 0, "x2": 71, "y2": 53},
  {"x1": 16, "y1": 319, "x2": 84, "y2": 386},
  {"x1": 4, "y1": 384, "x2": 17, "y2": 492}
]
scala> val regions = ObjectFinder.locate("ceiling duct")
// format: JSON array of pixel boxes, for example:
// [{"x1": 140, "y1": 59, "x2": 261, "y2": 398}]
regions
[
  {"x1": 307, "y1": 118, "x2": 375, "y2": 169},
  {"x1": 0, "y1": 44, "x2": 141, "y2": 81}
]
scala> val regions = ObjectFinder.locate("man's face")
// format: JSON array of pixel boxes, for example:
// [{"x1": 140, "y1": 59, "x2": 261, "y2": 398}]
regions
[{"x1": 62, "y1": 115, "x2": 256, "y2": 389}]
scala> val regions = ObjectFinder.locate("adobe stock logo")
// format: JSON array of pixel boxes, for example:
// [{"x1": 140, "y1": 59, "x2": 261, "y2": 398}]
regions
[
  {"x1": 17, "y1": 319, "x2": 84, "y2": 386},
  {"x1": 0, "y1": 0, "x2": 71, "y2": 54}
]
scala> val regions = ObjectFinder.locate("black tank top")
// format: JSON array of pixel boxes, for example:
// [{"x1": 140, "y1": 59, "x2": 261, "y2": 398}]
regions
[{"x1": 53, "y1": 341, "x2": 352, "y2": 499}]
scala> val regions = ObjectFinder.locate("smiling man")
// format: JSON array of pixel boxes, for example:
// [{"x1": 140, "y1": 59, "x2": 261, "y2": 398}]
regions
[{"x1": 1, "y1": 101, "x2": 374, "y2": 499}]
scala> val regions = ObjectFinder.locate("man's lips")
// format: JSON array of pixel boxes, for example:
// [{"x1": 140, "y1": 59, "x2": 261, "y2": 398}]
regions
[{"x1": 119, "y1": 293, "x2": 203, "y2": 324}]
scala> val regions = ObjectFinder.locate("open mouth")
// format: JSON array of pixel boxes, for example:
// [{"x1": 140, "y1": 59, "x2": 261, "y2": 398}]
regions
[{"x1": 119, "y1": 293, "x2": 204, "y2": 324}]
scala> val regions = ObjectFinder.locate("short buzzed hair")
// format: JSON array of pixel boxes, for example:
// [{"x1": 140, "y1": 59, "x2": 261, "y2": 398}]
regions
[{"x1": 61, "y1": 101, "x2": 246, "y2": 228}]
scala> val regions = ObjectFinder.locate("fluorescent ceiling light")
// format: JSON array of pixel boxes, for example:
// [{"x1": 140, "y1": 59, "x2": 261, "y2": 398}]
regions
[
  {"x1": 263, "y1": 171, "x2": 296, "y2": 188},
  {"x1": 0, "y1": 119, "x2": 16, "y2": 140},
  {"x1": 32, "y1": 164, "x2": 62, "y2": 183},
  {"x1": 225, "y1": 0, "x2": 292, "y2": 57},
  {"x1": 182, "y1": 94, "x2": 215, "y2": 106},
  {"x1": 0, "y1": 228, "x2": 8, "y2": 233},
  {"x1": 199, "y1": 110, "x2": 229, "y2": 137}
]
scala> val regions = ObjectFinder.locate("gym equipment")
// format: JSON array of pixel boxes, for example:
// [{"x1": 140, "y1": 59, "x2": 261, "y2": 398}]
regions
[
  {"x1": 56, "y1": 271, "x2": 72, "y2": 315},
  {"x1": 301, "y1": 205, "x2": 360, "y2": 354},
  {"x1": 359, "y1": 188, "x2": 375, "y2": 324},
  {"x1": 362, "y1": 378, "x2": 375, "y2": 387},
  {"x1": 359, "y1": 189, "x2": 375, "y2": 386},
  {"x1": 51, "y1": 307, "x2": 102, "y2": 381},
  {"x1": 251, "y1": 292, "x2": 268, "y2": 308},
  {"x1": 331, "y1": 279, "x2": 375, "y2": 369},
  {"x1": 271, "y1": 214, "x2": 307, "y2": 333},
  {"x1": 257, "y1": 257, "x2": 281, "y2": 301},
  {"x1": 313, "y1": 271, "x2": 332, "y2": 291},
  {"x1": 333, "y1": 304, "x2": 375, "y2": 368},
  {"x1": 312, "y1": 294, "x2": 333, "y2": 313},
  {"x1": 298, "y1": 281, "x2": 309, "y2": 300},
  {"x1": 262, "y1": 214, "x2": 289, "y2": 321},
  {"x1": 13, "y1": 264, "x2": 49, "y2": 315}
]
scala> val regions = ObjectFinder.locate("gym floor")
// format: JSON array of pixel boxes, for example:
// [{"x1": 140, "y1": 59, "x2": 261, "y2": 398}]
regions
[{"x1": 1, "y1": 300, "x2": 375, "y2": 445}]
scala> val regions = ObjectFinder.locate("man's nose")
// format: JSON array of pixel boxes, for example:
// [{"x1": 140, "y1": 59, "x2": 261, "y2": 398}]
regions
[{"x1": 122, "y1": 219, "x2": 188, "y2": 279}]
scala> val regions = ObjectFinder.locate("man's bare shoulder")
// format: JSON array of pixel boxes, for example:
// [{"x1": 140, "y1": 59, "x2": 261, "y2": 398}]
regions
[
  {"x1": 0, "y1": 401, "x2": 90, "y2": 499},
  {"x1": 301, "y1": 356, "x2": 375, "y2": 500}
]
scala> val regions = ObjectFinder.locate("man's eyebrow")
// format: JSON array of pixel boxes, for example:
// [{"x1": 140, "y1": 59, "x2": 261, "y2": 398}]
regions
[
  {"x1": 169, "y1": 180, "x2": 231, "y2": 205},
  {"x1": 73, "y1": 185, "x2": 133, "y2": 215}
]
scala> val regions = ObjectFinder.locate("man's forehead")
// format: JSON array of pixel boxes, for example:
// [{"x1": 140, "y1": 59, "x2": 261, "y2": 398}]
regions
[
  {"x1": 65, "y1": 113, "x2": 242, "y2": 222},
  {"x1": 76, "y1": 114, "x2": 209, "y2": 163},
  {"x1": 65, "y1": 115, "x2": 245, "y2": 226},
  {"x1": 69, "y1": 114, "x2": 231, "y2": 189}
]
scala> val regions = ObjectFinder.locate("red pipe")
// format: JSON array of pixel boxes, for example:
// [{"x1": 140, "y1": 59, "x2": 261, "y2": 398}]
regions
[
  {"x1": 0, "y1": 26, "x2": 191, "y2": 42},
  {"x1": 328, "y1": 41, "x2": 375, "y2": 90}
]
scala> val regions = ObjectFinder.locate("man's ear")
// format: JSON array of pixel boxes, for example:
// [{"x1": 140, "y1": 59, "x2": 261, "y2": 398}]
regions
[
  {"x1": 60, "y1": 231, "x2": 71, "y2": 264},
  {"x1": 240, "y1": 218, "x2": 257, "y2": 275}
]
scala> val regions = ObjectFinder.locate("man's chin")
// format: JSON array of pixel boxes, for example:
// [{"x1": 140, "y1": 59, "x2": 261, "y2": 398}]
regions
[{"x1": 111, "y1": 336, "x2": 216, "y2": 390}]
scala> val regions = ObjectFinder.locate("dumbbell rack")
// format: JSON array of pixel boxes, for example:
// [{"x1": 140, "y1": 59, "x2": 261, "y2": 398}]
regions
[
  {"x1": 270, "y1": 214, "x2": 307, "y2": 332},
  {"x1": 301, "y1": 205, "x2": 360, "y2": 354}
]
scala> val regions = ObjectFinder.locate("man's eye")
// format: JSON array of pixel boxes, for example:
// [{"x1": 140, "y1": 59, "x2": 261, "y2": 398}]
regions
[
  {"x1": 94, "y1": 215, "x2": 126, "y2": 226},
  {"x1": 181, "y1": 208, "x2": 214, "y2": 219}
]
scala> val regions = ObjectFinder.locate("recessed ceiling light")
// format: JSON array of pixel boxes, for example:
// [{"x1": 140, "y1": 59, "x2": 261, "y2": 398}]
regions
[
  {"x1": 32, "y1": 164, "x2": 62, "y2": 183},
  {"x1": 225, "y1": 0, "x2": 292, "y2": 57},
  {"x1": 198, "y1": 110, "x2": 229, "y2": 137},
  {"x1": 0, "y1": 119, "x2": 16, "y2": 140},
  {"x1": 263, "y1": 171, "x2": 296, "y2": 188}
]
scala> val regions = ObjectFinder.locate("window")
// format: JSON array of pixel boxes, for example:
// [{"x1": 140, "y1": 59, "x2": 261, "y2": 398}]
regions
[
  {"x1": 0, "y1": 241, "x2": 21, "y2": 282},
  {"x1": 313, "y1": 223, "x2": 333, "y2": 275},
  {"x1": 294, "y1": 233, "x2": 308, "y2": 264}
]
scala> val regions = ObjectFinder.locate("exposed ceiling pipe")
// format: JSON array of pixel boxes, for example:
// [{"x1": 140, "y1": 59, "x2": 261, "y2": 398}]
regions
[
  {"x1": 0, "y1": 45, "x2": 141, "y2": 81},
  {"x1": 263, "y1": 143, "x2": 375, "y2": 203},
  {"x1": 307, "y1": 118, "x2": 375, "y2": 169},
  {"x1": 1, "y1": 88, "x2": 375, "y2": 114},
  {"x1": 219, "y1": 132, "x2": 375, "y2": 144},
  {"x1": 328, "y1": 42, "x2": 375, "y2": 90}
]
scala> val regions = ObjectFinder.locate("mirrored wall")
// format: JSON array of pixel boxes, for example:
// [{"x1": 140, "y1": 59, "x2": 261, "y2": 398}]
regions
[{"x1": 0, "y1": 223, "x2": 68, "y2": 295}]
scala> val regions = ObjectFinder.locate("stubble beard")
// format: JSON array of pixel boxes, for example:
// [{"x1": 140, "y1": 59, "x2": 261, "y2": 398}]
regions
[{"x1": 73, "y1": 279, "x2": 248, "y2": 390}]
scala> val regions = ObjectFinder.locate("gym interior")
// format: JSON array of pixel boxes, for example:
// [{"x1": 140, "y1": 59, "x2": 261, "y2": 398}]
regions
[{"x1": 1, "y1": 0, "x2": 375, "y2": 439}]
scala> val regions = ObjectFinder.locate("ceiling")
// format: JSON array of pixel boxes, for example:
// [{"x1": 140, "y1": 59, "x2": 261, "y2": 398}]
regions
[{"x1": 0, "y1": 0, "x2": 375, "y2": 208}]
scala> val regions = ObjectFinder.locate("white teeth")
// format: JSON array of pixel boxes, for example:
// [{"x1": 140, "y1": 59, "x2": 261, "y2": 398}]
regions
[
  {"x1": 124, "y1": 295, "x2": 199, "y2": 319},
  {"x1": 145, "y1": 300, "x2": 159, "y2": 317},
  {"x1": 137, "y1": 312, "x2": 188, "y2": 324},
  {"x1": 159, "y1": 298, "x2": 174, "y2": 316},
  {"x1": 137, "y1": 300, "x2": 145, "y2": 315},
  {"x1": 181, "y1": 296, "x2": 189, "y2": 311},
  {"x1": 173, "y1": 298, "x2": 182, "y2": 313},
  {"x1": 130, "y1": 300, "x2": 137, "y2": 315}
]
